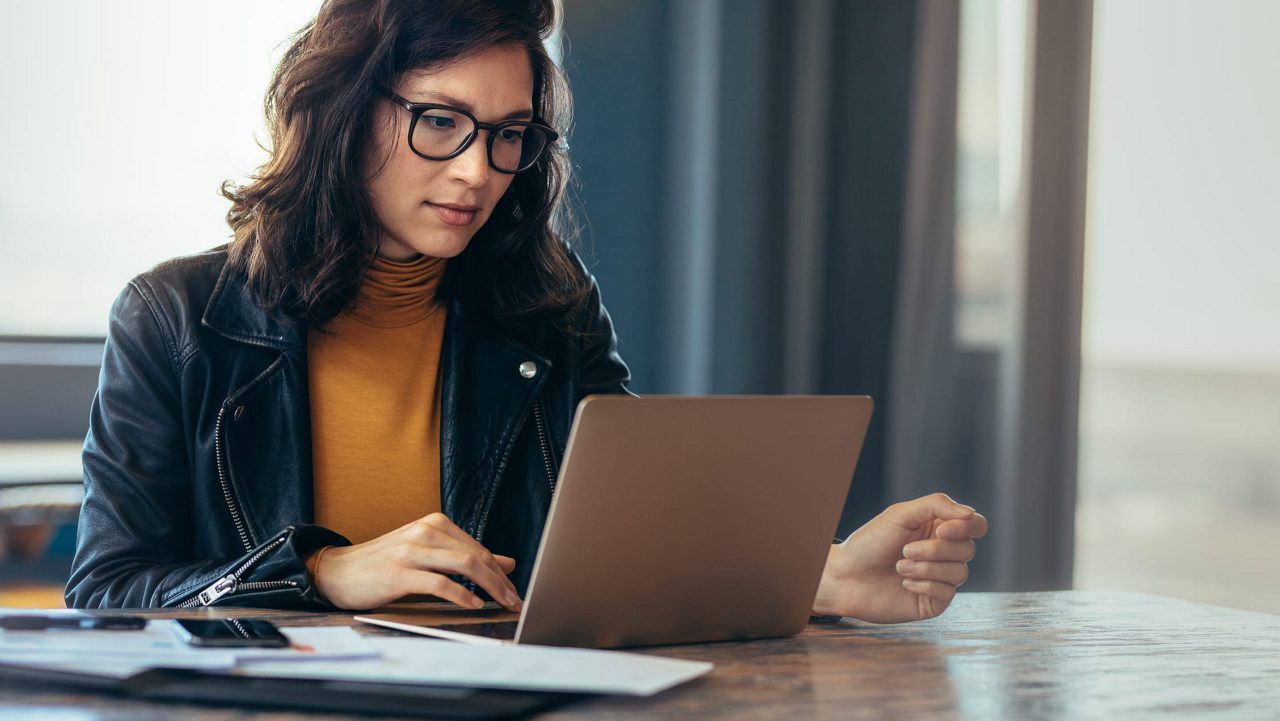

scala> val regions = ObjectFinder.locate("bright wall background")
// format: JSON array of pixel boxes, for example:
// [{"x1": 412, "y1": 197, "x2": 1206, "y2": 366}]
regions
[
  {"x1": 0, "y1": 1, "x2": 321, "y2": 336},
  {"x1": 1085, "y1": 0, "x2": 1280, "y2": 371},
  {"x1": 1076, "y1": 0, "x2": 1280, "y2": 613}
]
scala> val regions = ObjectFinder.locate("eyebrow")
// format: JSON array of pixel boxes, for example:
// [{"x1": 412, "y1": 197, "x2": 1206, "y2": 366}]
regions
[{"x1": 412, "y1": 91, "x2": 534, "y2": 122}]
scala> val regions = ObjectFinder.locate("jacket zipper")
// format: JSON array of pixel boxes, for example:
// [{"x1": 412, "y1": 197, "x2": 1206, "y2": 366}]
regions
[
  {"x1": 532, "y1": 399, "x2": 557, "y2": 495},
  {"x1": 215, "y1": 402, "x2": 253, "y2": 554},
  {"x1": 473, "y1": 396, "x2": 557, "y2": 544},
  {"x1": 177, "y1": 533, "x2": 296, "y2": 608}
]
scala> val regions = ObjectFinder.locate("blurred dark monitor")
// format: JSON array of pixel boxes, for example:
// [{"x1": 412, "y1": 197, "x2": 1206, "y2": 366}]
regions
[{"x1": 0, "y1": 338, "x2": 102, "y2": 442}]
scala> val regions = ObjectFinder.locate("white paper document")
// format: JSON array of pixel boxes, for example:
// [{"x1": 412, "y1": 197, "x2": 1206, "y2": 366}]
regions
[
  {"x1": 0, "y1": 622, "x2": 377, "y2": 670},
  {"x1": 2, "y1": 653, "x2": 237, "y2": 676},
  {"x1": 235, "y1": 636, "x2": 714, "y2": 696}
]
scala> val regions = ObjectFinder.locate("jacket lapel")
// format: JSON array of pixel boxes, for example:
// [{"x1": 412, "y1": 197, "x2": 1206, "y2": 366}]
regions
[
  {"x1": 439, "y1": 301, "x2": 552, "y2": 539},
  {"x1": 201, "y1": 260, "x2": 312, "y2": 546}
]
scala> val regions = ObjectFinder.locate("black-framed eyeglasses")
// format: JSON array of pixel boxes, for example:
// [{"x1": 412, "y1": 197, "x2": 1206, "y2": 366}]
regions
[{"x1": 381, "y1": 90, "x2": 558, "y2": 174}]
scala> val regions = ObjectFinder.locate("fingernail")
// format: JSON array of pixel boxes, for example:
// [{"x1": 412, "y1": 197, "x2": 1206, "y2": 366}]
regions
[
  {"x1": 959, "y1": 504, "x2": 976, "y2": 516},
  {"x1": 903, "y1": 544, "x2": 917, "y2": 558},
  {"x1": 470, "y1": 597, "x2": 484, "y2": 609},
  {"x1": 897, "y1": 560, "x2": 915, "y2": 574},
  {"x1": 506, "y1": 592, "x2": 520, "y2": 608}
]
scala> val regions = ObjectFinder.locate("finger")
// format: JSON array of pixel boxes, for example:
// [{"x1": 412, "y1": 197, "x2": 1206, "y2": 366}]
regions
[
  {"x1": 406, "y1": 516, "x2": 518, "y2": 597},
  {"x1": 412, "y1": 548, "x2": 523, "y2": 611},
  {"x1": 902, "y1": 578, "x2": 957, "y2": 606},
  {"x1": 403, "y1": 570, "x2": 485, "y2": 610},
  {"x1": 406, "y1": 532, "x2": 518, "y2": 600},
  {"x1": 896, "y1": 559, "x2": 970, "y2": 587},
  {"x1": 903, "y1": 538, "x2": 976, "y2": 562},
  {"x1": 935, "y1": 513, "x2": 989, "y2": 541},
  {"x1": 494, "y1": 554, "x2": 517, "y2": 573},
  {"x1": 884, "y1": 493, "x2": 977, "y2": 529}
]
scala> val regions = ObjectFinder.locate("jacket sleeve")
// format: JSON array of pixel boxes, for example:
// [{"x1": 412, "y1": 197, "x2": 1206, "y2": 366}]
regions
[
  {"x1": 577, "y1": 272, "x2": 636, "y2": 398},
  {"x1": 65, "y1": 281, "x2": 346, "y2": 610}
]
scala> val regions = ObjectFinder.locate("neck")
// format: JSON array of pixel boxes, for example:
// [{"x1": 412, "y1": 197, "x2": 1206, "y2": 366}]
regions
[{"x1": 378, "y1": 237, "x2": 425, "y2": 261}]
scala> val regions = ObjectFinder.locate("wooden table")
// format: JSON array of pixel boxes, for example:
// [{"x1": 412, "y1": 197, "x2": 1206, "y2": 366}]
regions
[{"x1": 2, "y1": 591, "x2": 1277, "y2": 719}]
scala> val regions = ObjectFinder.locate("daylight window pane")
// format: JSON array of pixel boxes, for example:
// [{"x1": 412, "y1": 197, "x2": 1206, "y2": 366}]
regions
[{"x1": 1076, "y1": 0, "x2": 1280, "y2": 614}]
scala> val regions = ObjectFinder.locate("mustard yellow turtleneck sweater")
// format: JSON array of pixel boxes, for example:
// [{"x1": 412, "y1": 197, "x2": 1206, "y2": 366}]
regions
[{"x1": 307, "y1": 253, "x2": 448, "y2": 545}]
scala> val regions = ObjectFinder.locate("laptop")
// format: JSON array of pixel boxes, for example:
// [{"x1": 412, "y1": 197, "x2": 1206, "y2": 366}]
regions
[{"x1": 358, "y1": 395, "x2": 873, "y2": 648}]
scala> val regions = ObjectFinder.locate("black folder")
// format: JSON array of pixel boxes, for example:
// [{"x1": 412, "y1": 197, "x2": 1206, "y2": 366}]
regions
[{"x1": 0, "y1": 662, "x2": 582, "y2": 718}]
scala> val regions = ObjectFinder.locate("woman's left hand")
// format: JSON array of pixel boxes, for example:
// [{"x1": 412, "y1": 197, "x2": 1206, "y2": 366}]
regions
[{"x1": 811, "y1": 493, "x2": 988, "y2": 624}]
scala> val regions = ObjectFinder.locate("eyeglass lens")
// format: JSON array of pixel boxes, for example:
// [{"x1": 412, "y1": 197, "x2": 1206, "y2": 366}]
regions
[{"x1": 413, "y1": 108, "x2": 551, "y2": 172}]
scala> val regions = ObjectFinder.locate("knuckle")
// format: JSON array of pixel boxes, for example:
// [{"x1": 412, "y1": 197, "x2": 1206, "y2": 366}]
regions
[
  {"x1": 420, "y1": 574, "x2": 446, "y2": 595},
  {"x1": 439, "y1": 550, "x2": 463, "y2": 569},
  {"x1": 459, "y1": 553, "x2": 480, "y2": 573},
  {"x1": 424, "y1": 513, "x2": 450, "y2": 528},
  {"x1": 394, "y1": 546, "x2": 416, "y2": 566},
  {"x1": 434, "y1": 579, "x2": 465, "y2": 603}
]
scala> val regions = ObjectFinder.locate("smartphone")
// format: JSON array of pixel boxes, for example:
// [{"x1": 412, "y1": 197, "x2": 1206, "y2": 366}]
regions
[{"x1": 171, "y1": 618, "x2": 290, "y2": 648}]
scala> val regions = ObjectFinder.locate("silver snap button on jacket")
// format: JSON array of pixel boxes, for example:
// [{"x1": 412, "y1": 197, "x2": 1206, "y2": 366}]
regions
[{"x1": 519, "y1": 361, "x2": 538, "y2": 379}]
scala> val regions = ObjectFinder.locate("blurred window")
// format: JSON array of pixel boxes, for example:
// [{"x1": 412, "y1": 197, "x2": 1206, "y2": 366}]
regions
[
  {"x1": 954, "y1": 0, "x2": 1028, "y2": 350},
  {"x1": 1076, "y1": 0, "x2": 1280, "y2": 613},
  {"x1": 0, "y1": 1, "x2": 321, "y2": 337}
]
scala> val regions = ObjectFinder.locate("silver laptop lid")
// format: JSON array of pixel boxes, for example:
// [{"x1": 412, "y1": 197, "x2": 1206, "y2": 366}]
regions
[{"x1": 516, "y1": 395, "x2": 873, "y2": 648}]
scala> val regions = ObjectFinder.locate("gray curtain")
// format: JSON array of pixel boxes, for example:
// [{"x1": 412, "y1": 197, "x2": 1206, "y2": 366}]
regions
[
  {"x1": 990, "y1": 0, "x2": 1094, "y2": 591},
  {"x1": 877, "y1": 0, "x2": 1094, "y2": 591},
  {"x1": 561, "y1": 0, "x2": 1092, "y2": 590},
  {"x1": 564, "y1": 0, "x2": 919, "y2": 532},
  {"x1": 886, "y1": 1, "x2": 961, "y2": 513}
]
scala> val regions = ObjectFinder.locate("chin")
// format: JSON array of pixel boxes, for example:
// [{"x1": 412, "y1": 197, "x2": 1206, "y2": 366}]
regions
[
  {"x1": 385, "y1": 230, "x2": 476, "y2": 260},
  {"x1": 419, "y1": 237, "x2": 472, "y2": 258}
]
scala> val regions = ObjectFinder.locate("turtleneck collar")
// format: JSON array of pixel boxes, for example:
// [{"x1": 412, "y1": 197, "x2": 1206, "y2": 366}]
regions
[{"x1": 346, "y1": 253, "x2": 448, "y2": 328}]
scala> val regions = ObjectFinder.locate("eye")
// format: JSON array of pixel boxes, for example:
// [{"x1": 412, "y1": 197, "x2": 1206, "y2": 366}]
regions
[
  {"x1": 422, "y1": 114, "x2": 456, "y2": 130},
  {"x1": 496, "y1": 127, "x2": 525, "y2": 143}
]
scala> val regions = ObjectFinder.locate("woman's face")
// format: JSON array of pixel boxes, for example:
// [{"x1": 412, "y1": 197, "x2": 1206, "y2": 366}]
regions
[{"x1": 365, "y1": 44, "x2": 534, "y2": 260}]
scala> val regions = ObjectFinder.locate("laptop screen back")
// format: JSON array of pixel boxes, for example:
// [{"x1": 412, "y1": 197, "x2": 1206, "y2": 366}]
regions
[{"x1": 516, "y1": 395, "x2": 873, "y2": 648}]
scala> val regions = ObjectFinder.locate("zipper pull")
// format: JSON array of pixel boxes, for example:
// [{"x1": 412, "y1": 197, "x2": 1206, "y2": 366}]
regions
[{"x1": 193, "y1": 573, "x2": 238, "y2": 606}]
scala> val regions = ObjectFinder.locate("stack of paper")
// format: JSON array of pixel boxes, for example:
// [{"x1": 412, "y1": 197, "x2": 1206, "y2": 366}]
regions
[
  {"x1": 238, "y1": 636, "x2": 713, "y2": 696},
  {"x1": 0, "y1": 620, "x2": 378, "y2": 675},
  {"x1": 0, "y1": 613, "x2": 713, "y2": 696}
]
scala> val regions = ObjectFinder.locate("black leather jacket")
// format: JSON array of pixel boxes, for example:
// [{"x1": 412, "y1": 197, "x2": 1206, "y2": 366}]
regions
[{"x1": 65, "y1": 247, "x2": 631, "y2": 609}]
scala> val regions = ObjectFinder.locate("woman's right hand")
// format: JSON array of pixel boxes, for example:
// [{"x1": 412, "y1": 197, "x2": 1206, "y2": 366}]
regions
[{"x1": 311, "y1": 513, "x2": 522, "y2": 611}]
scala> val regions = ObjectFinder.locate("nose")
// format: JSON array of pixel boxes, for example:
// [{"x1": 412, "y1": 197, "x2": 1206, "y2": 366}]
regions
[{"x1": 448, "y1": 133, "x2": 491, "y2": 188}]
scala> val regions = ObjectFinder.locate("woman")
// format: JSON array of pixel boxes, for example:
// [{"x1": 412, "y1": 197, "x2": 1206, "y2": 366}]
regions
[{"x1": 66, "y1": 0, "x2": 987, "y2": 622}]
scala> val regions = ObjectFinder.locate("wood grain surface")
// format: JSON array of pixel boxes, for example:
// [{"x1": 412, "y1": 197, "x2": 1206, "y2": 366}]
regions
[{"x1": 1, "y1": 591, "x2": 1276, "y2": 720}]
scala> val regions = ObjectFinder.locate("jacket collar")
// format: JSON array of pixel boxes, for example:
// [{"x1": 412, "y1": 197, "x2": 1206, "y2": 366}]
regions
[{"x1": 201, "y1": 258, "x2": 307, "y2": 351}]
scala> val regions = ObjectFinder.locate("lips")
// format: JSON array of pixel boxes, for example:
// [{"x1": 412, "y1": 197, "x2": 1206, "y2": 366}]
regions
[{"x1": 426, "y1": 201, "x2": 479, "y2": 226}]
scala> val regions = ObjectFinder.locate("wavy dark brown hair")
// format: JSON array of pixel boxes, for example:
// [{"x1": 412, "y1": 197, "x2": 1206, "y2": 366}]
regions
[{"x1": 223, "y1": 0, "x2": 588, "y2": 332}]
